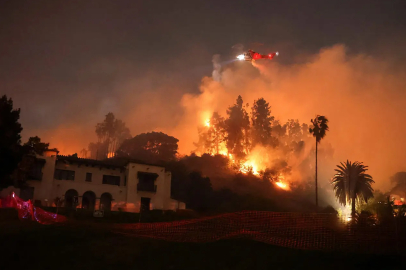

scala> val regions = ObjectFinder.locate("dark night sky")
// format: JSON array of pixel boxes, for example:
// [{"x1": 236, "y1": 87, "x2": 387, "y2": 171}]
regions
[{"x1": 1, "y1": 0, "x2": 406, "y2": 151}]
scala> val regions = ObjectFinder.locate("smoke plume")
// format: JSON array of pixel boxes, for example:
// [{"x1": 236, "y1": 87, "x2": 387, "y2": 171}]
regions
[
  {"x1": 212, "y1": 54, "x2": 222, "y2": 82},
  {"x1": 25, "y1": 44, "x2": 406, "y2": 195},
  {"x1": 168, "y1": 44, "x2": 406, "y2": 193}
]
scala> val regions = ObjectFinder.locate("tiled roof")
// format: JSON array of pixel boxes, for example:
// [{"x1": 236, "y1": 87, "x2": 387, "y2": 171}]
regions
[{"x1": 56, "y1": 155, "x2": 166, "y2": 170}]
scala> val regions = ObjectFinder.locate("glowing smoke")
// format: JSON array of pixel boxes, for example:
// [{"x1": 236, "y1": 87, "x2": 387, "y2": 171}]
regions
[
  {"x1": 212, "y1": 54, "x2": 222, "y2": 82},
  {"x1": 170, "y1": 44, "x2": 406, "y2": 194}
]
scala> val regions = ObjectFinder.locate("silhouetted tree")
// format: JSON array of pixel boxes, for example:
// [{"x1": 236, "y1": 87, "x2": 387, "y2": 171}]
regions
[
  {"x1": 10, "y1": 136, "x2": 55, "y2": 188},
  {"x1": 194, "y1": 112, "x2": 227, "y2": 155},
  {"x1": 23, "y1": 136, "x2": 49, "y2": 155},
  {"x1": 79, "y1": 148, "x2": 88, "y2": 158},
  {"x1": 0, "y1": 95, "x2": 23, "y2": 189},
  {"x1": 309, "y1": 115, "x2": 329, "y2": 207},
  {"x1": 270, "y1": 119, "x2": 286, "y2": 147},
  {"x1": 194, "y1": 126, "x2": 211, "y2": 155},
  {"x1": 251, "y1": 98, "x2": 274, "y2": 147},
  {"x1": 332, "y1": 160, "x2": 374, "y2": 219},
  {"x1": 286, "y1": 119, "x2": 302, "y2": 143},
  {"x1": 225, "y1": 96, "x2": 250, "y2": 159},
  {"x1": 94, "y1": 112, "x2": 131, "y2": 159},
  {"x1": 301, "y1": 123, "x2": 311, "y2": 140},
  {"x1": 183, "y1": 171, "x2": 214, "y2": 211},
  {"x1": 88, "y1": 142, "x2": 106, "y2": 160},
  {"x1": 284, "y1": 119, "x2": 306, "y2": 157},
  {"x1": 116, "y1": 132, "x2": 179, "y2": 163},
  {"x1": 207, "y1": 112, "x2": 226, "y2": 154}
]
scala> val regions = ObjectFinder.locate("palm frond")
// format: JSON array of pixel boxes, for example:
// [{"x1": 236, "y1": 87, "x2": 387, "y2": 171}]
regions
[{"x1": 331, "y1": 160, "x2": 375, "y2": 208}]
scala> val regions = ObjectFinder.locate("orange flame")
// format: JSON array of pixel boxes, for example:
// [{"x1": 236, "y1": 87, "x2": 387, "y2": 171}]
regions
[
  {"x1": 275, "y1": 181, "x2": 289, "y2": 190},
  {"x1": 240, "y1": 160, "x2": 259, "y2": 175},
  {"x1": 275, "y1": 174, "x2": 290, "y2": 190}
]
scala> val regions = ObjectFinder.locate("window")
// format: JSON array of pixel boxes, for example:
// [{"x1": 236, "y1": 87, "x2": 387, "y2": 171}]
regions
[
  {"x1": 138, "y1": 172, "x2": 159, "y2": 182},
  {"x1": 28, "y1": 161, "x2": 44, "y2": 180},
  {"x1": 54, "y1": 169, "x2": 75, "y2": 180},
  {"x1": 86, "y1": 172, "x2": 92, "y2": 182},
  {"x1": 102, "y1": 175, "x2": 120, "y2": 186},
  {"x1": 137, "y1": 172, "x2": 158, "y2": 192}
]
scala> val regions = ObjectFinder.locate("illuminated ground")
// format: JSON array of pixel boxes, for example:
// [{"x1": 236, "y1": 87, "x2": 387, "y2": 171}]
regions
[{"x1": 0, "y1": 221, "x2": 403, "y2": 270}]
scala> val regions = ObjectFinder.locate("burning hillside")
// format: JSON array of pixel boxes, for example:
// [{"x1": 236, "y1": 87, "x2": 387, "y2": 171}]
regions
[{"x1": 189, "y1": 95, "x2": 327, "y2": 192}]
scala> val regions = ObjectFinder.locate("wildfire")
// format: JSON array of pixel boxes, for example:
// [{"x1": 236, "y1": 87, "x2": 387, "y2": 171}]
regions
[
  {"x1": 275, "y1": 181, "x2": 289, "y2": 190},
  {"x1": 197, "y1": 133, "x2": 291, "y2": 190},
  {"x1": 240, "y1": 160, "x2": 259, "y2": 175},
  {"x1": 205, "y1": 119, "x2": 210, "y2": 127},
  {"x1": 275, "y1": 174, "x2": 290, "y2": 190}
]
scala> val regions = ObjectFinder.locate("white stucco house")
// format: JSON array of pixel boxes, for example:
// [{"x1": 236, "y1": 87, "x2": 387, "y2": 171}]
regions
[{"x1": 4, "y1": 149, "x2": 185, "y2": 212}]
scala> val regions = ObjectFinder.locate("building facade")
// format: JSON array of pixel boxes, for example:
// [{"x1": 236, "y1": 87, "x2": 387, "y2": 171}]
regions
[{"x1": 10, "y1": 149, "x2": 185, "y2": 212}]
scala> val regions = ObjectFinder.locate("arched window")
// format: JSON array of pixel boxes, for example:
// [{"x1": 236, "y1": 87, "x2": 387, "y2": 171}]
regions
[
  {"x1": 82, "y1": 191, "x2": 96, "y2": 210},
  {"x1": 100, "y1": 193, "x2": 113, "y2": 211},
  {"x1": 64, "y1": 189, "x2": 78, "y2": 208}
]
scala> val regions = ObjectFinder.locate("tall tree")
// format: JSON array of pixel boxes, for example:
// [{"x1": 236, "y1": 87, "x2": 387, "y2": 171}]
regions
[
  {"x1": 207, "y1": 112, "x2": 226, "y2": 155},
  {"x1": 332, "y1": 160, "x2": 374, "y2": 219},
  {"x1": 116, "y1": 132, "x2": 179, "y2": 163},
  {"x1": 23, "y1": 136, "x2": 50, "y2": 155},
  {"x1": 225, "y1": 96, "x2": 250, "y2": 159},
  {"x1": 301, "y1": 123, "x2": 311, "y2": 141},
  {"x1": 193, "y1": 126, "x2": 211, "y2": 155},
  {"x1": 94, "y1": 112, "x2": 131, "y2": 159},
  {"x1": 309, "y1": 115, "x2": 329, "y2": 207},
  {"x1": 12, "y1": 136, "x2": 54, "y2": 188},
  {"x1": 0, "y1": 95, "x2": 23, "y2": 189},
  {"x1": 251, "y1": 98, "x2": 274, "y2": 147},
  {"x1": 286, "y1": 119, "x2": 302, "y2": 143},
  {"x1": 194, "y1": 112, "x2": 226, "y2": 155},
  {"x1": 80, "y1": 148, "x2": 88, "y2": 158},
  {"x1": 270, "y1": 119, "x2": 287, "y2": 147}
]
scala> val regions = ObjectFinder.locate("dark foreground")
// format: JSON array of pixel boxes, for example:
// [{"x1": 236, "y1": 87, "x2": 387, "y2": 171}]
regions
[{"x1": 0, "y1": 221, "x2": 404, "y2": 270}]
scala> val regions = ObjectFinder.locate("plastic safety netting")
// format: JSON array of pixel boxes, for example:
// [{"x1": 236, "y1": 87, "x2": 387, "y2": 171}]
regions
[
  {"x1": 0, "y1": 193, "x2": 67, "y2": 224},
  {"x1": 1, "y1": 194, "x2": 405, "y2": 253},
  {"x1": 112, "y1": 212, "x2": 406, "y2": 253}
]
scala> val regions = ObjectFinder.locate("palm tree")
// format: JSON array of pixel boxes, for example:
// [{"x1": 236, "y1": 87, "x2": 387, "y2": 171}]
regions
[
  {"x1": 332, "y1": 160, "x2": 374, "y2": 219},
  {"x1": 309, "y1": 115, "x2": 329, "y2": 207}
]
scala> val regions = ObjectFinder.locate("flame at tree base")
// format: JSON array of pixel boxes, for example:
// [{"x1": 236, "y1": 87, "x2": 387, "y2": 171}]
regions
[
  {"x1": 275, "y1": 181, "x2": 290, "y2": 190},
  {"x1": 199, "y1": 119, "x2": 291, "y2": 191}
]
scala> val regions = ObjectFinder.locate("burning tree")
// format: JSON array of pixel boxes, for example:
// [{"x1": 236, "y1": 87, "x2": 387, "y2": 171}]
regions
[
  {"x1": 91, "y1": 112, "x2": 131, "y2": 160},
  {"x1": 251, "y1": 98, "x2": 274, "y2": 147},
  {"x1": 194, "y1": 112, "x2": 226, "y2": 155},
  {"x1": 225, "y1": 95, "x2": 250, "y2": 160},
  {"x1": 190, "y1": 96, "x2": 335, "y2": 197}
]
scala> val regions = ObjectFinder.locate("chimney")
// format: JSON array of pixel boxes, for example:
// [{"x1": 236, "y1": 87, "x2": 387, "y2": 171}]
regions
[{"x1": 43, "y1": 148, "x2": 59, "y2": 157}]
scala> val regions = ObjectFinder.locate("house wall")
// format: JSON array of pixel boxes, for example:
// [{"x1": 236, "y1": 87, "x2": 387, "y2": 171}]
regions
[
  {"x1": 23, "y1": 154, "x2": 184, "y2": 212},
  {"x1": 126, "y1": 163, "x2": 168, "y2": 212},
  {"x1": 51, "y1": 161, "x2": 127, "y2": 209},
  {"x1": 26, "y1": 151, "x2": 57, "y2": 205}
]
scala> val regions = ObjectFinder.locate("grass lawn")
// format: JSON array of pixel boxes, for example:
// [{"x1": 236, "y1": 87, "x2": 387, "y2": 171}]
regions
[{"x1": 0, "y1": 220, "x2": 404, "y2": 270}]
